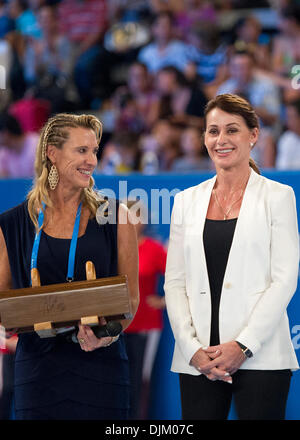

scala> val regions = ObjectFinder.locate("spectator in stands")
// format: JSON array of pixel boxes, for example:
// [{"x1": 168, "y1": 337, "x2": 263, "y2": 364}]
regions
[
  {"x1": 107, "y1": 0, "x2": 152, "y2": 24},
  {"x1": 150, "y1": 0, "x2": 182, "y2": 14},
  {"x1": 231, "y1": 16, "x2": 271, "y2": 71},
  {"x1": 137, "y1": 11, "x2": 190, "y2": 75},
  {"x1": 185, "y1": 24, "x2": 228, "y2": 97},
  {"x1": 8, "y1": 0, "x2": 40, "y2": 38},
  {"x1": 155, "y1": 65, "x2": 207, "y2": 129},
  {"x1": 174, "y1": 0, "x2": 217, "y2": 41},
  {"x1": 218, "y1": 50, "x2": 281, "y2": 127},
  {"x1": 0, "y1": 1, "x2": 13, "y2": 101},
  {"x1": 113, "y1": 62, "x2": 159, "y2": 132},
  {"x1": 6, "y1": 0, "x2": 41, "y2": 100},
  {"x1": 0, "y1": 113, "x2": 38, "y2": 177},
  {"x1": 58, "y1": 0, "x2": 109, "y2": 108},
  {"x1": 23, "y1": 4, "x2": 74, "y2": 113},
  {"x1": 24, "y1": 5, "x2": 72, "y2": 86},
  {"x1": 98, "y1": 131, "x2": 141, "y2": 174},
  {"x1": 217, "y1": 50, "x2": 280, "y2": 167},
  {"x1": 139, "y1": 118, "x2": 181, "y2": 171},
  {"x1": 271, "y1": 4, "x2": 300, "y2": 77},
  {"x1": 276, "y1": 99, "x2": 300, "y2": 170},
  {"x1": 0, "y1": 0, "x2": 14, "y2": 39},
  {"x1": 171, "y1": 126, "x2": 212, "y2": 172}
]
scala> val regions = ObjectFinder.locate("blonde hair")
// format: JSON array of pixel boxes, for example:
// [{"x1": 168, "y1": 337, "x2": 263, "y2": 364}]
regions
[{"x1": 27, "y1": 113, "x2": 105, "y2": 229}]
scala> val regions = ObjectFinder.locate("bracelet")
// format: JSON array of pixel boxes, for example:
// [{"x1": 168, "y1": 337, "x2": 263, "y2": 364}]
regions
[{"x1": 104, "y1": 335, "x2": 120, "y2": 347}]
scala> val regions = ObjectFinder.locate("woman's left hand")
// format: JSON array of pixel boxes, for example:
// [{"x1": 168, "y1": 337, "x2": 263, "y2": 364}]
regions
[
  {"x1": 201, "y1": 341, "x2": 247, "y2": 376},
  {"x1": 77, "y1": 318, "x2": 114, "y2": 352}
]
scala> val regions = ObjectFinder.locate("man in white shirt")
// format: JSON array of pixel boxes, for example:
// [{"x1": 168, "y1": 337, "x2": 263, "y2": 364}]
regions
[
  {"x1": 138, "y1": 11, "x2": 190, "y2": 74},
  {"x1": 217, "y1": 50, "x2": 281, "y2": 130}
]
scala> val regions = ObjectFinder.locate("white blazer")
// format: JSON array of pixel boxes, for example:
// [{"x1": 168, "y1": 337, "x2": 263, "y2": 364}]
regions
[{"x1": 164, "y1": 169, "x2": 300, "y2": 374}]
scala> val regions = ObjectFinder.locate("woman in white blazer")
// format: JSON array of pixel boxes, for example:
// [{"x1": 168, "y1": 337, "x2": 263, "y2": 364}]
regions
[{"x1": 164, "y1": 94, "x2": 299, "y2": 420}]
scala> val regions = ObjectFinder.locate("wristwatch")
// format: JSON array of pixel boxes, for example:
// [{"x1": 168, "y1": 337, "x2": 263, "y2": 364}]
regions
[{"x1": 235, "y1": 341, "x2": 253, "y2": 358}]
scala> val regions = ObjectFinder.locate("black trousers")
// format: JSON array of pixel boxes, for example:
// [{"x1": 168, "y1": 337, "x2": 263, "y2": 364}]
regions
[{"x1": 179, "y1": 369, "x2": 292, "y2": 420}]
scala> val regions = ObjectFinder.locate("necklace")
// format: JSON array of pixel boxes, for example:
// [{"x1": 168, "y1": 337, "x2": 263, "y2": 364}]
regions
[{"x1": 213, "y1": 188, "x2": 244, "y2": 220}]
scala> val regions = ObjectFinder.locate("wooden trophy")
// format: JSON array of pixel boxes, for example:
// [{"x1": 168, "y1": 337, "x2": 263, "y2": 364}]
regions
[{"x1": 0, "y1": 261, "x2": 132, "y2": 338}]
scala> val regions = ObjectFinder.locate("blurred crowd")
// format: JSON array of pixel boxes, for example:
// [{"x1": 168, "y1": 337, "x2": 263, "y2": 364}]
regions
[{"x1": 0, "y1": 0, "x2": 300, "y2": 177}]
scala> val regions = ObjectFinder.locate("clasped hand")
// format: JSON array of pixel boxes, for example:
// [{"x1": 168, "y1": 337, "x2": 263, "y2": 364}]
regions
[
  {"x1": 77, "y1": 317, "x2": 113, "y2": 352},
  {"x1": 190, "y1": 341, "x2": 247, "y2": 383}
]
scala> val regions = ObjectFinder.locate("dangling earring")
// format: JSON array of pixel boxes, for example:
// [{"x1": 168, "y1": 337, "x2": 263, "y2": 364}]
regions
[{"x1": 48, "y1": 164, "x2": 59, "y2": 190}]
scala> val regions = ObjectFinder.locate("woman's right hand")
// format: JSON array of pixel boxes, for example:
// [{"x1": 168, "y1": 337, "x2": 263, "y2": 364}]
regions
[{"x1": 190, "y1": 347, "x2": 232, "y2": 383}]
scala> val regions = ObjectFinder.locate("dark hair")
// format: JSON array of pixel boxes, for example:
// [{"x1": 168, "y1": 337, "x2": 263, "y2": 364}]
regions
[
  {"x1": 0, "y1": 113, "x2": 23, "y2": 136},
  {"x1": 204, "y1": 94, "x2": 260, "y2": 174},
  {"x1": 130, "y1": 61, "x2": 148, "y2": 73},
  {"x1": 152, "y1": 11, "x2": 174, "y2": 25},
  {"x1": 190, "y1": 23, "x2": 221, "y2": 53},
  {"x1": 280, "y1": 5, "x2": 300, "y2": 25},
  {"x1": 287, "y1": 99, "x2": 300, "y2": 116},
  {"x1": 158, "y1": 65, "x2": 188, "y2": 86},
  {"x1": 15, "y1": 0, "x2": 29, "y2": 12}
]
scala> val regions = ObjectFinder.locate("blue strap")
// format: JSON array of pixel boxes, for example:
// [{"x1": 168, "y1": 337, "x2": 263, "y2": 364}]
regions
[
  {"x1": 30, "y1": 202, "x2": 45, "y2": 282},
  {"x1": 30, "y1": 202, "x2": 82, "y2": 284},
  {"x1": 66, "y1": 202, "x2": 82, "y2": 282}
]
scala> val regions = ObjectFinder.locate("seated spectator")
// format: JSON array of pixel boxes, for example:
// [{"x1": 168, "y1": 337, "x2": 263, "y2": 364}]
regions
[
  {"x1": 6, "y1": 0, "x2": 42, "y2": 100},
  {"x1": 137, "y1": 11, "x2": 190, "y2": 74},
  {"x1": 139, "y1": 119, "x2": 181, "y2": 171},
  {"x1": 58, "y1": 0, "x2": 110, "y2": 108},
  {"x1": 0, "y1": 113, "x2": 38, "y2": 178},
  {"x1": 174, "y1": 0, "x2": 216, "y2": 41},
  {"x1": 8, "y1": 97, "x2": 50, "y2": 133},
  {"x1": 171, "y1": 126, "x2": 212, "y2": 172},
  {"x1": 150, "y1": 0, "x2": 182, "y2": 14},
  {"x1": 0, "y1": 0, "x2": 15, "y2": 39},
  {"x1": 231, "y1": 15, "x2": 271, "y2": 71},
  {"x1": 185, "y1": 24, "x2": 228, "y2": 97},
  {"x1": 113, "y1": 61, "x2": 159, "y2": 132},
  {"x1": 8, "y1": 0, "x2": 41, "y2": 38},
  {"x1": 271, "y1": 5, "x2": 300, "y2": 77},
  {"x1": 276, "y1": 99, "x2": 300, "y2": 170},
  {"x1": 217, "y1": 50, "x2": 281, "y2": 130},
  {"x1": 155, "y1": 65, "x2": 207, "y2": 129},
  {"x1": 23, "y1": 4, "x2": 74, "y2": 113},
  {"x1": 217, "y1": 50, "x2": 280, "y2": 168},
  {"x1": 107, "y1": 0, "x2": 152, "y2": 24},
  {"x1": 98, "y1": 131, "x2": 141, "y2": 174}
]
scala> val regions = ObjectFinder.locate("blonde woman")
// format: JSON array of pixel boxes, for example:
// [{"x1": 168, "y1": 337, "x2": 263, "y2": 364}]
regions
[
  {"x1": 0, "y1": 113, "x2": 139, "y2": 420},
  {"x1": 164, "y1": 94, "x2": 299, "y2": 420}
]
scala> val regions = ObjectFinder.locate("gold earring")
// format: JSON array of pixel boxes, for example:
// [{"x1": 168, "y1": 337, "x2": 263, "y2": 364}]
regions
[{"x1": 48, "y1": 164, "x2": 59, "y2": 190}]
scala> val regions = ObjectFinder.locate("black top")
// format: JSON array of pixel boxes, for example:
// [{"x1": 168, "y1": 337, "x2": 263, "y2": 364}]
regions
[
  {"x1": 0, "y1": 200, "x2": 129, "y2": 418},
  {"x1": 203, "y1": 218, "x2": 237, "y2": 346}
]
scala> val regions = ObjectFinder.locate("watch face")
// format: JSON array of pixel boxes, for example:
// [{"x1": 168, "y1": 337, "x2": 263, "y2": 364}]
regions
[{"x1": 245, "y1": 348, "x2": 253, "y2": 358}]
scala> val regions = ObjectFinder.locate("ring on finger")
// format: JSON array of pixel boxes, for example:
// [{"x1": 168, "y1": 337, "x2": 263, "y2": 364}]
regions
[{"x1": 78, "y1": 338, "x2": 85, "y2": 344}]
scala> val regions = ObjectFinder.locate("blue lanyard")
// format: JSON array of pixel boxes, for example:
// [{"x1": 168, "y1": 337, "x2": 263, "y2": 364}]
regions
[{"x1": 31, "y1": 202, "x2": 82, "y2": 284}]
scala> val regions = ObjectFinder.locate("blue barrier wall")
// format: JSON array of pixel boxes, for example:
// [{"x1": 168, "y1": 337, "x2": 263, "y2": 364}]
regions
[{"x1": 0, "y1": 170, "x2": 300, "y2": 420}]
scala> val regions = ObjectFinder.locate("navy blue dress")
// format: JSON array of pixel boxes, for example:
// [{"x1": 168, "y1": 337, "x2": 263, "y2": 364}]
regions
[{"x1": 0, "y1": 201, "x2": 130, "y2": 420}]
